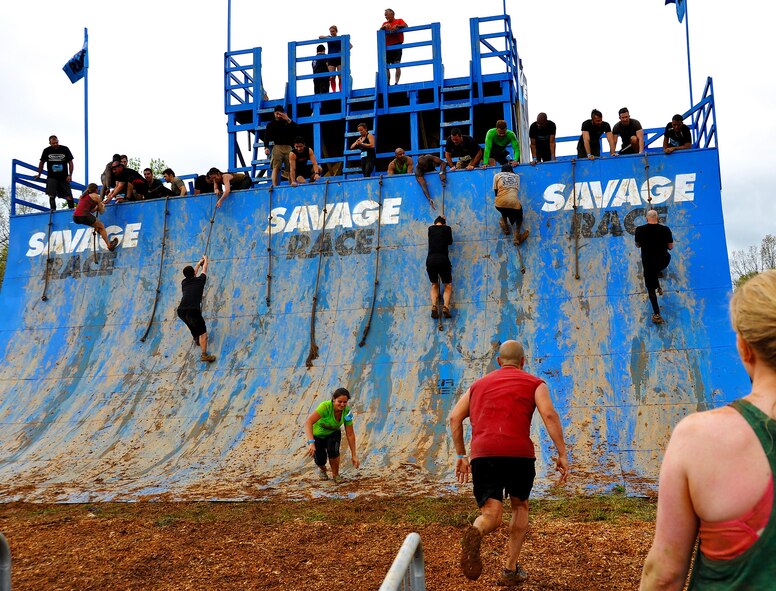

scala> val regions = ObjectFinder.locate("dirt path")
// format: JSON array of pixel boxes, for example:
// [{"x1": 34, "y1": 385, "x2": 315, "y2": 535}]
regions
[{"x1": 0, "y1": 496, "x2": 655, "y2": 590}]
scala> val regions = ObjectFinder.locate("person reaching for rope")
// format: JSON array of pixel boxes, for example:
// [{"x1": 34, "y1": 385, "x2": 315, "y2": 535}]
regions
[
  {"x1": 176, "y1": 256, "x2": 216, "y2": 363},
  {"x1": 72, "y1": 183, "x2": 119, "y2": 251}
]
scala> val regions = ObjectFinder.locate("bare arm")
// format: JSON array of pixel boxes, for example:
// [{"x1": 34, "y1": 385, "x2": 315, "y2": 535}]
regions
[
  {"x1": 387, "y1": 160, "x2": 396, "y2": 175},
  {"x1": 109, "y1": 181, "x2": 126, "y2": 198},
  {"x1": 289, "y1": 152, "x2": 298, "y2": 186},
  {"x1": 549, "y1": 135, "x2": 556, "y2": 160},
  {"x1": 406, "y1": 158, "x2": 414, "y2": 173},
  {"x1": 534, "y1": 383, "x2": 569, "y2": 483},
  {"x1": 309, "y1": 149, "x2": 321, "y2": 175},
  {"x1": 216, "y1": 175, "x2": 232, "y2": 207},
  {"x1": 34, "y1": 160, "x2": 44, "y2": 178},
  {"x1": 345, "y1": 423, "x2": 359, "y2": 468},
  {"x1": 582, "y1": 131, "x2": 592, "y2": 158},
  {"x1": 637, "y1": 129, "x2": 645, "y2": 154},
  {"x1": 304, "y1": 411, "x2": 322, "y2": 458},
  {"x1": 444, "y1": 151, "x2": 454, "y2": 169},
  {"x1": 606, "y1": 131, "x2": 616, "y2": 156},
  {"x1": 639, "y1": 420, "x2": 698, "y2": 590},
  {"x1": 449, "y1": 388, "x2": 471, "y2": 483},
  {"x1": 177, "y1": 180, "x2": 187, "y2": 197},
  {"x1": 470, "y1": 148, "x2": 483, "y2": 169},
  {"x1": 530, "y1": 138, "x2": 537, "y2": 161}
]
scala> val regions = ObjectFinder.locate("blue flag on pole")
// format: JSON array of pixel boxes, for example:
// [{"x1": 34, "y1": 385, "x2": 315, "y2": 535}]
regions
[
  {"x1": 63, "y1": 40, "x2": 88, "y2": 84},
  {"x1": 665, "y1": 0, "x2": 687, "y2": 23}
]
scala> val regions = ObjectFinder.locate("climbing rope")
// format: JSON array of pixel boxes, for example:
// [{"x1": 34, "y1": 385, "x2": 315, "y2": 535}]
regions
[
  {"x1": 572, "y1": 158, "x2": 580, "y2": 280},
  {"x1": 643, "y1": 151, "x2": 653, "y2": 207},
  {"x1": 266, "y1": 185, "x2": 274, "y2": 307},
  {"x1": 359, "y1": 178, "x2": 384, "y2": 347},
  {"x1": 92, "y1": 210, "x2": 99, "y2": 265},
  {"x1": 203, "y1": 196, "x2": 219, "y2": 259},
  {"x1": 437, "y1": 183, "x2": 446, "y2": 330},
  {"x1": 40, "y1": 208, "x2": 54, "y2": 302},
  {"x1": 306, "y1": 180, "x2": 331, "y2": 368},
  {"x1": 140, "y1": 193, "x2": 172, "y2": 343}
]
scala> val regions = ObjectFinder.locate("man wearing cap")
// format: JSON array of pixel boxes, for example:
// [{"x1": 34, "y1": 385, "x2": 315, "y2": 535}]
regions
[
  {"x1": 426, "y1": 215, "x2": 453, "y2": 319},
  {"x1": 450, "y1": 340, "x2": 569, "y2": 586},
  {"x1": 493, "y1": 164, "x2": 529, "y2": 245},
  {"x1": 107, "y1": 161, "x2": 148, "y2": 202},
  {"x1": 263, "y1": 106, "x2": 299, "y2": 187},
  {"x1": 100, "y1": 153, "x2": 123, "y2": 199}
]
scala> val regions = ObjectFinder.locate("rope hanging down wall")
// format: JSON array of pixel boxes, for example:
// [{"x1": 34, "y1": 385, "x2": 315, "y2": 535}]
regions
[
  {"x1": 266, "y1": 185, "x2": 274, "y2": 307},
  {"x1": 140, "y1": 193, "x2": 172, "y2": 343},
  {"x1": 359, "y1": 178, "x2": 384, "y2": 347},
  {"x1": 306, "y1": 181, "x2": 331, "y2": 368},
  {"x1": 571, "y1": 158, "x2": 580, "y2": 280},
  {"x1": 40, "y1": 208, "x2": 54, "y2": 301}
]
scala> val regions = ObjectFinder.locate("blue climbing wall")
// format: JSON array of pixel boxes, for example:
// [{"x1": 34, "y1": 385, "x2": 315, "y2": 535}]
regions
[{"x1": 0, "y1": 148, "x2": 749, "y2": 501}]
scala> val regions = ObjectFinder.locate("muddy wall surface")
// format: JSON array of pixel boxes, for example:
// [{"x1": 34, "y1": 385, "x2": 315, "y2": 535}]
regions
[{"x1": 0, "y1": 149, "x2": 748, "y2": 501}]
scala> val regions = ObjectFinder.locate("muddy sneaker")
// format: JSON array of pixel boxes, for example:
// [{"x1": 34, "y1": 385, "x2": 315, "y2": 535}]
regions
[
  {"x1": 200, "y1": 353, "x2": 216, "y2": 362},
  {"x1": 657, "y1": 286, "x2": 663, "y2": 296},
  {"x1": 516, "y1": 230, "x2": 530, "y2": 245},
  {"x1": 318, "y1": 469, "x2": 329, "y2": 481},
  {"x1": 107, "y1": 237, "x2": 119, "y2": 252},
  {"x1": 460, "y1": 526, "x2": 483, "y2": 580},
  {"x1": 499, "y1": 218, "x2": 511, "y2": 235},
  {"x1": 442, "y1": 305, "x2": 452, "y2": 318},
  {"x1": 497, "y1": 566, "x2": 528, "y2": 586},
  {"x1": 332, "y1": 475, "x2": 342, "y2": 484},
  {"x1": 652, "y1": 314, "x2": 664, "y2": 325},
  {"x1": 431, "y1": 305, "x2": 439, "y2": 319}
]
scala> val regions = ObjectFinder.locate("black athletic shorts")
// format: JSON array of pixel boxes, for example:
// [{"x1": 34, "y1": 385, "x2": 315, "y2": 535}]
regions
[
  {"x1": 426, "y1": 255, "x2": 452, "y2": 284},
  {"x1": 490, "y1": 148, "x2": 510, "y2": 165},
  {"x1": 177, "y1": 308, "x2": 207, "y2": 339},
  {"x1": 496, "y1": 207, "x2": 523, "y2": 226},
  {"x1": 471, "y1": 456, "x2": 536, "y2": 507},
  {"x1": 642, "y1": 255, "x2": 670, "y2": 291},
  {"x1": 73, "y1": 214, "x2": 97, "y2": 226},
  {"x1": 386, "y1": 48, "x2": 402, "y2": 64},
  {"x1": 313, "y1": 430, "x2": 342, "y2": 467},
  {"x1": 46, "y1": 176, "x2": 72, "y2": 198}
]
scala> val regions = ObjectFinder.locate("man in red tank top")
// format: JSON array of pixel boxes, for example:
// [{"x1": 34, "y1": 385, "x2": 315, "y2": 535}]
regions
[{"x1": 450, "y1": 340, "x2": 569, "y2": 586}]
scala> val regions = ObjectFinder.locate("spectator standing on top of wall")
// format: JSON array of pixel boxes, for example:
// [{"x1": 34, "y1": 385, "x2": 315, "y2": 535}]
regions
[
  {"x1": 34, "y1": 135, "x2": 75, "y2": 210},
  {"x1": 350, "y1": 122, "x2": 376, "y2": 178},
  {"x1": 640, "y1": 270, "x2": 776, "y2": 590},
  {"x1": 380, "y1": 8, "x2": 408, "y2": 85},
  {"x1": 451, "y1": 340, "x2": 569, "y2": 586},
  {"x1": 387, "y1": 147, "x2": 414, "y2": 175},
  {"x1": 528, "y1": 113, "x2": 556, "y2": 164},
  {"x1": 576, "y1": 109, "x2": 615, "y2": 159},
  {"x1": 612, "y1": 107, "x2": 644, "y2": 155},
  {"x1": 263, "y1": 105, "x2": 298, "y2": 187},
  {"x1": 414, "y1": 154, "x2": 448, "y2": 210},
  {"x1": 483, "y1": 120, "x2": 520, "y2": 167},
  {"x1": 207, "y1": 168, "x2": 252, "y2": 208},
  {"x1": 312, "y1": 45, "x2": 330, "y2": 95},
  {"x1": 72, "y1": 183, "x2": 119, "y2": 251},
  {"x1": 444, "y1": 128, "x2": 483, "y2": 171},
  {"x1": 319, "y1": 26, "x2": 352, "y2": 92},
  {"x1": 635, "y1": 209, "x2": 674, "y2": 325},
  {"x1": 663, "y1": 114, "x2": 692, "y2": 154},
  {"x1": 493, "y1": 164, "x2": 529, "y2": 246},
  {"x1": 426, "y1": 215, "x2": 453, "y2": 319},
  {"x1": 163, "y1": 168, "x2": 187, "y2": 196},
  {"x1": 177, "y1": 256, "x2": 216, "y2": 363},
  {"x1": 289, "y1": 137, "x2": 322, "y2": 187}
]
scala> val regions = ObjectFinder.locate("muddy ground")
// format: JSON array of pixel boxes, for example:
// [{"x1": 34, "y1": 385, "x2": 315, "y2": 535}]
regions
[{"x1": 0, "y1": 493, "x2": 657, "y2": 590}]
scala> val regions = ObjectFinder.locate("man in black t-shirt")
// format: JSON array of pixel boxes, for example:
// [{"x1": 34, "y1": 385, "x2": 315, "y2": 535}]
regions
[
  {"x1": 576, "y1": 109, "x2": 615, "y2": 159},
  {"x1": 34, "y1": 135, "x2": 75, "y2": 210},
  {"x1": 612, "y1": 107, "x2": 644, "y2": 155},
  {"x1": 444, "y1": 128, "x2": 483, "y2": 170},
  {"x1": 177, "y1": 255, "x2": 216, "y2": 363},
  {"x1": 106, "y1": 161, "x2": 148, "y2": 202},
  {"x1": 663, "y1": 114, "x2": 692, "y2": 154},
  {"x1": 263, "y1": 106, "x2": 298, "y2": 187},
  {"x1": 194, "y1": 174, "x2": 214, "y2": 195},
  {"x1": 427, "y1": 215, "x2": 453, "y2": 319},
  {"x1": 635, "y1": 210, "x2": 674, "y2": 325},
  {"x1": 528, "y1": 113, "x2": 556, "y2": 164}
]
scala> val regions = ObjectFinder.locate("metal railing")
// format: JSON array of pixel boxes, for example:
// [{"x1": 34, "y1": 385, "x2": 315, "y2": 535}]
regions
[
  {"x1": 0, "y1": 533, "x2": 10, "y2": 591},
  {"x1": 379, "y1": 532, "x2": 426, "y2": 591}
]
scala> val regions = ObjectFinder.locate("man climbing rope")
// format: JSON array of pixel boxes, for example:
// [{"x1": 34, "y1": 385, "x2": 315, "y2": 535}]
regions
[
  {"x1": 493, "y1": 164, "x2": 529, "y2": 245},
  {"x1": 177, "y1": 256, "x2": 217, "y2": 362},
  {"x1": 426, "y1": 215, "x2": 453, "y2": 318},
  {"x1": 635, "y1": 209, "x2": 674, "y2": 325}
]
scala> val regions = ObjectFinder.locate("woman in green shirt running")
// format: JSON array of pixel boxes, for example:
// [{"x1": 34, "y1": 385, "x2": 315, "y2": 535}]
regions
[{"x1": 304, "y1": 387, "x2": 360, "y2": 482}]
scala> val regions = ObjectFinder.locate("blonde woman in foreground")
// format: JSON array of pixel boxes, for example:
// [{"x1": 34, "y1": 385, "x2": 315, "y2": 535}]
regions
[{"x1": 640, "y1": 269, "x2": 776, "y2": 590}]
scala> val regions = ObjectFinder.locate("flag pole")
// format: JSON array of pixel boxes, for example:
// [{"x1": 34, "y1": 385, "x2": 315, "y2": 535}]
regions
[
  {"x1": 84, "y1": 27, "x2": 89, "y2": 184},
  {"x1": 684, "y1": 2, "x2": 693, "y2": 109}
]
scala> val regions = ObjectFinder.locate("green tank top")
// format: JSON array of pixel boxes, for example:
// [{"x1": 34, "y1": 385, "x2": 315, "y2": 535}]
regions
[
  {"x1": 688, "y1": 398, "x2": 776, "y2": 590},
  {"x1": 393, "y1": 158, "x2": 408, "y2": 174}
]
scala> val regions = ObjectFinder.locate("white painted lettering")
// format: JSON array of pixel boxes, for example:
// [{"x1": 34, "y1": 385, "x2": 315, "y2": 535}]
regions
[
  {"x1": 26, "y1": 232, "x2": 46, "y2": 257},
  {"x1": 643, "y1": 176, "x2": 673, "y2": 204},
  {"x1": 541, "y1": 183, "x2": 566, "y2": 212},
  {"x1": 123, "y1": 223, "x2": 141, "y2": 248},
  {"x1": 325, "y1": 202, "x2": 353, "y2": 230},
  {"x1": 381, "y1": 198, "x2": 402, "y2": 225},
  {"x1": 352, "y1": 200, "x2": 380, "y2": 227},
  {"x1": 674, "y1": 173, "x2": 696, "y2": 202},
  {"x1": 266, "y1": 207, "x2": 287, "y2": 234}
]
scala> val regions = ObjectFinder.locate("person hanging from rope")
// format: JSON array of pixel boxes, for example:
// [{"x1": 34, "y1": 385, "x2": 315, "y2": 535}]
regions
[
  {"x1": 304, "y1": 387, "x2": 359, "y2": 483},
  {"x1": 493, "y1": 164, "x2": 529, "y2": 246},
  {"x1": 207, "y1": 168, "x2": 253, "y2": 208},
  {"x1": 176, "y1": 255, "x2": 217, "y2": 363},
  {"x1": 635, "y1": 209, "x2": 674, "y2": 325},
  {"x1": 72, "y1": 183, "x2": 119, "y2": 251},
  {"x1": 427, "y1": 215, "x2": 453, "y2": 319},
  {"x1": 415, "y1": 154, "x2": 447, "y2": 210}
]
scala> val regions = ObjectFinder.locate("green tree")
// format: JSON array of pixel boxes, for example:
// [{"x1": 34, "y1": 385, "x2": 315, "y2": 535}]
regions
[
  {"x1": 128, "y1": 157, "x2": 167, "y2": 177},
  {"x1": 731, "y1": 234, "x2": 776, "y2": 289}
]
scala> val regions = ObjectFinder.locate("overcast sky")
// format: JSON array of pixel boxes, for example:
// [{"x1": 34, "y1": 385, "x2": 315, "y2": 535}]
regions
[{"x1": 0, "y1": 0, "x2": 771, "y2": 252}]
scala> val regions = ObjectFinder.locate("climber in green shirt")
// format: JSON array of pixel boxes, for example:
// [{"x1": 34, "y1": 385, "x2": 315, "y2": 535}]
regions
[{"x1": 304, "y1": 387, "x2": 360, "y2": 483}]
